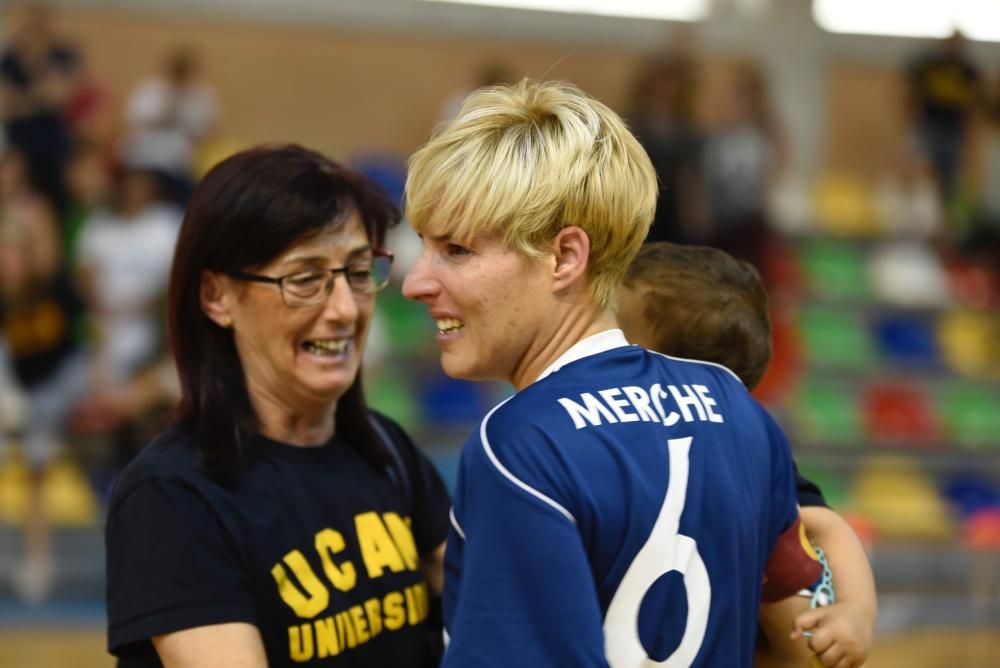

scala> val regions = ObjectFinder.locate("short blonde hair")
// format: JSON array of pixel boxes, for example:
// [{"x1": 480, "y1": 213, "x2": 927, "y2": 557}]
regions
[{"x1": 406, "y1": 78, "x2": 657, "y2": 307}]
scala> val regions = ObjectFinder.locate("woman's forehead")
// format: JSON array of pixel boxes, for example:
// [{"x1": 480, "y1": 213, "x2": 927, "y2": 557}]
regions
[{"x1": 273, "y1": 214, "x2": 370, "y2": 264}]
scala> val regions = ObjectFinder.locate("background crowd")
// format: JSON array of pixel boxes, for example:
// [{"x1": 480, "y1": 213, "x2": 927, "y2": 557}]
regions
[{"x1": 0, "y1": 0, "x2": 998, "y2": 665}]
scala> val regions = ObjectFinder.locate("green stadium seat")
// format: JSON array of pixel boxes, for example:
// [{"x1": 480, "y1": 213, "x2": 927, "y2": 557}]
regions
[
  {"x1": 791, "y1": 379, "x2": 862, "y2": 445},
  {"x1": 798, "y1": 306, "x2": 874, "y2": 370},
  {"x1": 800, "y1": 240, "x2": 870, "y2": 301},
  {"x1": 938, "y1": 383, "x2": 1000, "y2": 449},
  {"x1": 792, "y1": 459, "x2": 849, "y2": 509}
]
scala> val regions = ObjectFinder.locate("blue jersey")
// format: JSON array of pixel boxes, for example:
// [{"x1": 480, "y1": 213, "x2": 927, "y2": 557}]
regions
[{"x1": 442, "y1": 330, "x2": 801, "y2": 667}]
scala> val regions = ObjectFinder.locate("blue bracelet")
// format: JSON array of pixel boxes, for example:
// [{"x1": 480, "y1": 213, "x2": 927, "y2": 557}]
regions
[{"x1": 802, "y1": 546, "x2": 835, "y2": 638}]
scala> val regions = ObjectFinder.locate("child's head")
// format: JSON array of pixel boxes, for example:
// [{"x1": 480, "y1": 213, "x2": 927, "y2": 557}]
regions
[{"x1": 619, "y1": 242, "x2": 771, "y2": 388}]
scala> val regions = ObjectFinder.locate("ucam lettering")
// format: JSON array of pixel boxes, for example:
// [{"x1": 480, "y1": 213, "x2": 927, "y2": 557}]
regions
[
  {"x1": 558, "y1": 384, "x2": 724, "y2": 430},
  {"x1": 287, "y1": 582, "x2": 431, "y2": 663},
  {"x1": 270, "y1": 512, "x2": 431, "y2": 662},
  {"x1": 271, "y1": 511, "x2": 418, "y2": 618}
]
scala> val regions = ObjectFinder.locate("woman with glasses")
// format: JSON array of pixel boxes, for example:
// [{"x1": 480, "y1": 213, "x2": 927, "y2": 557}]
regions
[{"x1": 105, "y1": 144, "x2": 450, "y2": 668}]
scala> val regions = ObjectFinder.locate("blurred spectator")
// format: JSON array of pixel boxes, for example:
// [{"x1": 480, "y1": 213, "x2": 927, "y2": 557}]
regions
[
  {"x1": 0, "y1": 3, "x2": 78, "y2": 214},
  {"x1": 0, "y1": 150, "x2": 60, "y2": 277},
  {"x1": 905, "y1": 32, "x2": 983, "y2": 206},
  {"x1": 702, "y1": 62, "x2": 788, "y2": 272},
  {"x1": 0, "y1": 334, "x2": 24, "y2": 508},
  {"x1": 62, "y1": 143, "x2": 112, "y2": 263},
  {"x1": 628, "y1": 52, "x2": 706, "y2": 244},
  {"x1": 120, "y1": 46, "x2": 217, "y2": 205},
  {"x1": 60, "y1": 50, "x2": 116, "y2": 151},
  {"x1": 0, "y1": 150, "x2": 89, "y2": 604},
  {"x1": 0, "y1": 336, "x2": 26, "y2": 450},
  {"x1": 75, "y1": 167, "x2": 181, "y2": 394},
  {"x1": 968, "y1": 70, "x2": 1000, "y2": 267}
]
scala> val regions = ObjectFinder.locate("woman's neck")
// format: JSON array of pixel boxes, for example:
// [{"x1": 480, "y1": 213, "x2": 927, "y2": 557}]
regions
[{"x1": 251, "y1": 392, "x2": 336, "y2": 447}]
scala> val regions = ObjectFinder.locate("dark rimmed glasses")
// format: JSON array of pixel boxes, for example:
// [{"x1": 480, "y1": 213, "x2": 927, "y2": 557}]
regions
[{"x1": 228, "y1": 252, "x2": 393, "y2": 308}]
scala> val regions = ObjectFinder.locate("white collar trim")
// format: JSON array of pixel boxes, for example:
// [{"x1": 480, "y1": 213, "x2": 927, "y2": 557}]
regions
[{"x1": 534, "y1": 329, "x2": 629, "y2": 384}]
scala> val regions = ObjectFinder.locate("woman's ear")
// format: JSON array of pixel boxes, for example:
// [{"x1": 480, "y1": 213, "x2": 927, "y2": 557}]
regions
[
  {"x1": 201, "y1": 270, "x2": 234, "y2": 328},
  {"x1": 551, "y1": 226, "x2": 591, "y2": 293}
]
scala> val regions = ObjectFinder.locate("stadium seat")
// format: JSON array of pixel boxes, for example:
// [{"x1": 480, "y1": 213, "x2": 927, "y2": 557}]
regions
[
  {"x1": 964, "y1": 508, "x2": 1000, "y2": 550},
  {"x1": 862, "y1": 381, "x2": 939, "y2": 445},
  {"x1": 794, "y1": 460, "x2": 849, "y2": 508},
  {"x1": 941, "y1": 474, "x2": 1000, "y2": 519},
  {"x1": 943, "y1": 257, "x2": 1000, "y2": 310},
  {"x1": 798, "y1": 306, "x2": 874, "y2": 370},
  {"x1": 811, "y1": 172, "x2": 881, "y2": 237},
  {"x1": 753, "y1": 306, "x2": 801, "y2": 405},
  {"x1": 43, "y1": 458, "x2": 99, "y2": 528},
  {"x1": 799, "y1": 240, "x2": 869, "y2": 301},
  {"x1": 0, "y1": 446, "x2": 30, "y2": 525},
  {"x1": 761, "y1": 238, "x2": 805, "y2": 299},
  {"x1": 791, "y1": 379, "x2": 861, "y2": 445},
  {"x1": 938, "y1": 311, "x2": 1000, "y2": 379},
  {"x1": 851, "y1": 455, "x2": 953, "y2": 540},
  {"x1": 873, "y1": 313, "x2": 940, "y2": 368},
  {"x1": 0, "y1": 451, "x2": 99, "y2": 528},
  {"x1": 868, "y1": 242, "x2": 950, "y2": 308},
  {"x1": 937, "y1": 383, "x2": 1000, "y2": 449}
]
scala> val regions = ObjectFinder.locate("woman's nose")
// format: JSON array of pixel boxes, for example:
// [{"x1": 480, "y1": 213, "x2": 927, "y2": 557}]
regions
[
  {"x1": 401, "y1": 252, "x2": 435, "y2": 302},
  {"x1": 321, "y1": 273, "x2": 360, "y2": 321}
]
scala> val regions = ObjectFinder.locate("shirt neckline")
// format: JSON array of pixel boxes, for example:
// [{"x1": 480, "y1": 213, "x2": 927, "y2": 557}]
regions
[
  {"x1": 249, "y1": 431, "x2": 345, "y2": 464},
  {"x1": 533, "y1": 328, "x2": 630, "y2": 385}
]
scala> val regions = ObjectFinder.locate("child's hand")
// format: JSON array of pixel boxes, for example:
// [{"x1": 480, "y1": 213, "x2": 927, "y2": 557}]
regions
[{"x1": 791, "y1": 601, "x2": 873, "y2": 667}]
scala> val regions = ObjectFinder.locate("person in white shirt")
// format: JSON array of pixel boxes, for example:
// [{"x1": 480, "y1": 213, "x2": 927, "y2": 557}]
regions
[{"x1": 121, "y1": 47, "x2": 217, "y2": 202}]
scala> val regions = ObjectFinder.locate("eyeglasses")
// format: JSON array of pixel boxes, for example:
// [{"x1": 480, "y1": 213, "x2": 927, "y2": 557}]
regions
[{"x1": 228, "y1": 252, "x2": 393, "y2": 308}]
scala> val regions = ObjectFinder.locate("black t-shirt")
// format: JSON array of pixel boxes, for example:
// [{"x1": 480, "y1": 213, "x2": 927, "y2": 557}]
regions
[
  {"x1": 106, "y1": 413, "x2": 451, "y2": 667},
  {"x1": 908, "y1": 53, "x2": 980, "y2": 132},
  {"x1": 631, "y1": 118, "x2": 703, "y2": 244},
  {"x1": 794, "y1": 464, "x2": 828, "y2": 509},
  {"x1": 0, "y1": 270, "x2": 84, "y2": 389}
]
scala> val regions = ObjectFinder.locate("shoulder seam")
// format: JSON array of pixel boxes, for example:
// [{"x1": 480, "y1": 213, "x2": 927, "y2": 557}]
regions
[
  {"x1": 647, "y1": 349, "x2": 744, "y2": 384},
  {"x1": 478, "y1": 399, "x2": 577, "y2": 525}
]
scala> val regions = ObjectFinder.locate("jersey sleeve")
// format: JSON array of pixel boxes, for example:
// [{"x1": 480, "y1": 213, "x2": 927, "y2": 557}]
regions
[
  {"x1": 442, "y1": 417, "x2": 607, "y2": 668},
  {"x1": 105, "y1": 475, "x2": 256, "y2": 655},
  {"x1": 758, "y1": 406, "x2": 822, "y2": 602},
  {"x1": 794, "y1": 463, "x2": 829, "y2": 508},
  {"x1": 375, "y1": 413, "x2": 451, "y2": 555}
]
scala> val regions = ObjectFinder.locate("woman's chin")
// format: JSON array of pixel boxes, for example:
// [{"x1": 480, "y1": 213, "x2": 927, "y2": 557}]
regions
[{"x1": 312, "y1": 378, "x2": 355, "y2": 404}]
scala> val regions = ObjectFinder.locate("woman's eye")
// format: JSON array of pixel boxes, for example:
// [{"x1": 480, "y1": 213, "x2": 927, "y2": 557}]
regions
[
  {"x1": 287, "y1": 273, "x2": 323, "y2": 288},
  {"x1": 446, "y1": 243, "x2": 470, "y2": 257}
]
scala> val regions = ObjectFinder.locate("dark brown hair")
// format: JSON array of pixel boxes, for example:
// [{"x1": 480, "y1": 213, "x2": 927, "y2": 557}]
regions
[
  {"x1": 624, "y1": 242, "x2": 771, "y2": 388},
  {"x1": 168, "y1": 144, "x2": 399, "y2": 479}
]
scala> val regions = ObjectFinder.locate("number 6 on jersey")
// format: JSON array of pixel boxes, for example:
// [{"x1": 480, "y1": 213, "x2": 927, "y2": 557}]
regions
[{"x1": 604, "y1": 436, "x2": 711, "y2": 667}]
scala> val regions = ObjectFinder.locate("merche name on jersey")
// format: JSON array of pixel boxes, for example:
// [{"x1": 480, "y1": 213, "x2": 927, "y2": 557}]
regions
[{"x1": 557, "y1": 382, "x2": 724, "y2": 430}]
